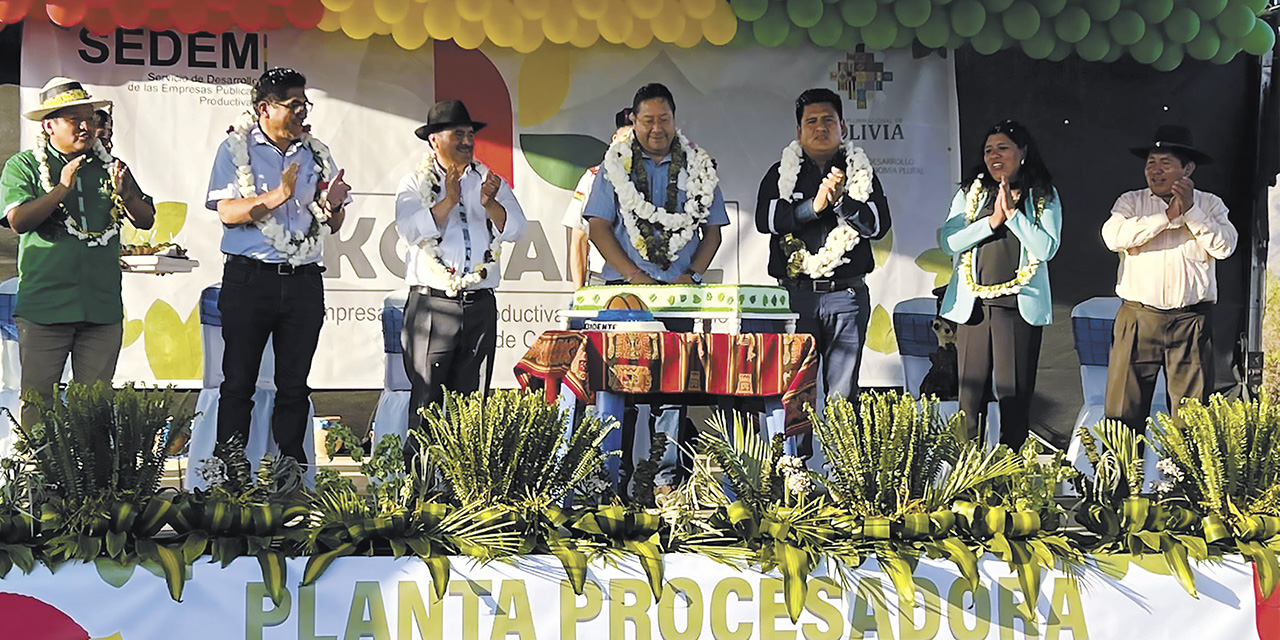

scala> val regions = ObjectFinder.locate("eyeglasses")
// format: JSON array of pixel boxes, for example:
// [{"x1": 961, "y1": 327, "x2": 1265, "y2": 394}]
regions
[{"x1": 271, "y1": 99, "x2": 313, "y2": 114}]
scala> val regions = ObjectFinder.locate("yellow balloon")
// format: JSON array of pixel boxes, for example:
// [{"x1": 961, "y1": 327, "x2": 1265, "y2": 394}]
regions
[
  {"x1": 322, "y1": 0, "x2": 357, "y2": 11},
  {"x1": 424, "y1": 0, "x2": 461, "y2": 39},
  {"x1": 570, "y1": 15, "x2": 601, "y2": 45},
  {"x1": 454, "y1": 17, "x2": 488, "y2": 47},
  {"x1": 700, "y1": 0, "x2": 734, "y2": 44},
  {"x1": 518, "y1": 46, "x2": 572, "y2": 125},
  {"x1": 573, "y1": 0, "x2": 607, "y2": 20},
  {"x1": 543, "y1": 0, "x2": 579, "y2": 42},
  {"x1": 373, "y1": 17, "x2": 395, "y2": 34},
  {"x1": 456, "y1": 0, "x2": 492, "y2": 22},
  {"x1": 674, "y1": 17, "x2": 701, "y2": 46},
  {"x1": 514, "y1": 18, "x2": 547, "y2": 50},
  {"x1": 340, "y1": 3, "x2": 379, "y2": 39},
  {"x1": 651, "y1": 2, "x2": 685, "y2": 41},
  {"x1": 627, "y1": 0, "x2": 662, "y2": 20},
  {"x1": 516, "y1": 0, "x2": 550, "y2": 20},
  {"x1": 598, "y1": 0, "x2": 633, "y2": 41},
  {"x1": 317, "y1": 9, "x2": 344, "y2": 31},
  {"x1": 626, "y1": 18, "x2": 655, "y2": 46},
  {"x1": 374, "y1": 0, "x2": 411, "y2": 23},
  {"x1": 681, "y1": 0, "x2": 715, "y2": 20},
  {"x1": 392, "y1": 5, "x2": 431, "y2": 47},
  {"x1": 484, "y1": 0, "x2": 523, "y2": 47}
]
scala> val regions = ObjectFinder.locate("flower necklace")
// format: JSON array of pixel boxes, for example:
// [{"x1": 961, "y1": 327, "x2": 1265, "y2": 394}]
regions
[
  {"x1": 411, "y1": 148, "x2": 504, "y2": 296},
  {"x1": 34, "y1": 131, "x2": 124, "y2": 247},
  {"x1": 776, "y1": 141, "x2": 875, "y2": 279},
  {"x1": 225, "y1": 111, "x2": 333, "y2": 266},
  {"x1": 600, "y1": 129, "x2": 718, "y2": 268},
  {"x1": 959, "y1": 175, "x2": 1046, "y2": 298}
]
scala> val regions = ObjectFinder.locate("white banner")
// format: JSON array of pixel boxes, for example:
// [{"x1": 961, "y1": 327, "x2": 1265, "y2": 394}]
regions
[
  {"x1": 19, "y1": 23, "x2": 958, "y2": 390},
  {"x1": 0, "y1": 553, "x2": 1261, "y2": 639}
]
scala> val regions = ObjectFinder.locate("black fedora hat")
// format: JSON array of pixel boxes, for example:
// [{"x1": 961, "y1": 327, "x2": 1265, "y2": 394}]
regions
[
  {"x1": 1129, "y1": 124, "x2": 1212, "y2": 165},
  {"x1": 415, "y1": 99, "x2": 487, "y2": 140}
]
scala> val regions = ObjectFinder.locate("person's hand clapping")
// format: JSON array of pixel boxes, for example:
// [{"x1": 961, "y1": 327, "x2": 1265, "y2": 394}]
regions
[
  {"x1": 58, "y1": 156, "x2": 86, "y2": 190},
  {"x1": 480, "y1": 171, "x2": 502, "y2": 207},
  {"x1": 1168, "y1": 176, "x2": 1194, "y2": 220},
  {"x1": 442, "y1": 164, "x2": 464, "y2": 207},
  {"x1": 812, "y1": 167, "x2": 845, "y2": 213},
  {"x1": 277, "y1": 162, "x2": 300, "y2": 200},
  {"x1": 325, "y1": 168, "x2": 351, "y2": 212}
]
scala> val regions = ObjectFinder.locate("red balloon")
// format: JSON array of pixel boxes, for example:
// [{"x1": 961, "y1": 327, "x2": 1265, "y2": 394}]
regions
[
  {"x1": 111, "y1": 0, "x2": 151, "y2": 28},
  {"x1": 204, "y1": 8, "x2": 232, "y2": 32},
  {"x1": 168, "y1": 1, "x2": 208, "y2": 32},
  {"x1": 81, "y1": 7, "x2": 116, "y2": 34},
  {"x1": 284, "y1": 0, "x2": 323, "y2": 29},
  {"x1": 145, "y1": 0, "x2": 173, "y2": 7},
  {"x1": 45, "y1": 0, "x2": 88, "y2": 27},
  {"x1": 145, "y1": 7, "x2": 172, "y2": 29},
  {"x1": 267, "y1": 0, "x2": 290, "y2": 5},
  {"x1": 0, "y1": 0, "x2": 34, "y2": 24},
  {"x1": 230, "y1": 0, "x2": 267, "y2": 30},
  {"x1": 205, "y1": 0, "x2": 235, "y2": 11},
  {"x1": 85, "y1": 0, "x2": 111, "y2": 8},
  {"x1": 265, "y1": 4, "x2": 286, "y2": 29}
]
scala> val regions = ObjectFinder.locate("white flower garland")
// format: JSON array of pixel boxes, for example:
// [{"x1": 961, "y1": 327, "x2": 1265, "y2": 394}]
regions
[
  {"x1": 959, "y1": 175, "x2": 1044, "y2": 299},
  {"x1": 225, "y1": 111, "x2": 333, "y2": 266},
  {"x1": 600, "y1": 130, "x2": 718, "y2": 263},
  {"x1": 776, "y1": 141, "x2": 875, "y2": 279},
  {"x1": 34, "y1": 131, "x2": 123, "y2": 247},
  {"x1": 411, "y1": 148, "x2": 504, "y2": 296}
]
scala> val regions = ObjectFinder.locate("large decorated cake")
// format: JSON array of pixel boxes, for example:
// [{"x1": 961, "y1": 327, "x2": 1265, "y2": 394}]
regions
[{"x1": 572, "y1": 284, "x2": 791, "y2": 315}]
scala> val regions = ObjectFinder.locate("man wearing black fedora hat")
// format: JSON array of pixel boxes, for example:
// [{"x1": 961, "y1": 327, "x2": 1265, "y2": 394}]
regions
[
  {"x1": 395, "y1": 99, "x2": 526, "y2": 426},
  {"x1": 1102, "y1": 124, "x2": 1237, "y2": 432},
  {"x1": 1, "y1": 77, "x2": 156, "y2": 428}
]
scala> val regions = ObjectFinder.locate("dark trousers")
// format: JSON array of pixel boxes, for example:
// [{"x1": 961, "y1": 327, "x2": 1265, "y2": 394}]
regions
[
  {"x1": 401, "y1": 287, "x2": 497, "y2": 426},
  {"x1": 955, "y1": 302, "x2": 1042, "y2": 448},
  {"x1": 787, "y1": 280, "x2": 871, "y2": 458},
  {"x1": 216, "y1": 261, "x2": 325, "y2": 467},
  {"x1": 1105, "y1": 300, "x2": 1212, "y2": 432}
]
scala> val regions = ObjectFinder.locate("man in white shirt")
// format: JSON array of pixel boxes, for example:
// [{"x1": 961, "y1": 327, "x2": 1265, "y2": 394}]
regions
[
  {"x1": 562, "y1": 107, "x2": 631, "y2": 289},
  {"x1": 395, "y1": 100, "x2": 527, "y2": 423},
  {"x1": 1102, "y1": 125, "x2": 1237, "y2": 431}
]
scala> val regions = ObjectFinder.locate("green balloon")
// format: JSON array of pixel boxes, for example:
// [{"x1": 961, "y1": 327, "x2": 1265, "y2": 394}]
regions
[
  {"x1": 1102, "y1": 43, "x2": 1125, "y2": 61},
  {"x1": 1109, "y1": 9, "x2": 1145, "y2": 45},
  {"x1": 1152, "y1": 42, "x2": 1185, "y2": 69},
  {"x1": 936, "y1": 0, "x2": 955, "y2": 5},
  {"x1": 784, "y1": 22, "x2": 810, "y2": 44},
  {"x1": 1032, "y1": 0, "x2": 1066, "y2": 19},
  {"x1": 1076, "y1": 23, "x2": 1112, "y2": 59},
  {"x1": 732, "y1": 0, "x2": 770, "y2": 21},
  {"x1": 951, "y1": 0, "x2": 986, "y2": 36},
  {"x1": 1003, "y1": 3, "x2": 1041, "y2": 40},
  {"x1": 1054, "y1": 6, "x2": 1090, "y2": 42},
  {"x1": 1215, "y1": 3, "x2": 1255, "y2": 40},
  {"x1": 982, "y1": 0, "x2": 1014, "y2": 12},
  {"x1": 835, "y1": 25, "x2": 863, "y2": 48},
  {"x1": 1186, "y1": 23, "x2": 1220, "y2": 58},
  {"x1": 916, "y1": 9, "x2": 951, "y2": 47},
  {"x1": 1212, "y1": 41, "x2": 1240, "y2": 63},
  {"x1": 1084, "y1": 0, "x2": 1119, "y2": 21},
  {"x1": 1129, "y1": 27, "x2": 1165, "y2": 62},
  {"x1": 1190, "y1": 0, "x2": 1226, "y2": 21},
  {"x1": 1163, "y1": 7, "x2": 1200, "y2": 44},
  {"x1": 1136, "y1": 0, "x2": 1172, "y2": 24},
  {"x1": 1019, "y1": 24, "x2": 1056, "y2": 57},
  {"x1": 788, "y1": 0, "x2": 825, "y2": 28},
  {"x1": 754, "y1": 3, "x2": 792, "y2": 46},
  {"x1": 1047, "y1": 38, "x2": 1073, "y2": 59},
  {"x1": 1243, "y1": 18, "x2": 1276, "y2": 55},
  {"x1": 1244, "y1": 0, "x2": 1267, "y2": 13},
  {"x1": 971, "y1": 17, "x2": 1007, "y2": 53},
  {"x1": 893, "y1": 25, "x2": 916, "y2": 46},
  {"x1": 809, "y1": 8, "x2": 845, "y2": 45},
  {"x1": 945, "y1": 31, "x2": 966, "y2": 48},
  {"x1": 841, "y1": 0, "x2": 877, "y2": 27},
  {"x1": 862, "y1": 9, "x2": 899, "y2": 48},
  {"x1": 728, "y1": 24, "x2": 756, "y2": 46},
  {"x1": 894, "y1": 0, "x2": 931, "y2": 28}
]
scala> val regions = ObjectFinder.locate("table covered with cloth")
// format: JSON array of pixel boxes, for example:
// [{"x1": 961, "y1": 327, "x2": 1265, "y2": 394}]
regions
[{"x1": 514, "y1": 330, "x2": 820, "y2": 435}]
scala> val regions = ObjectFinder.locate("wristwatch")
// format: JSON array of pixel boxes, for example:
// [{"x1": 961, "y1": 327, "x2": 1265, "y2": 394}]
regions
[{"x1": 688, "y1": 271, "x2": 704, "y2": 285}]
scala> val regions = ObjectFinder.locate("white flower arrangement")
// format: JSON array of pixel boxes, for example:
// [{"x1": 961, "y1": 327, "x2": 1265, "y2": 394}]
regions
[
  {"x1": 775, "y1": 454, "x2": 812, "y2": 498},
  {"x1": 776, "y1": 140, "x2": 874, "y2": 279},
  {"x1": 34, "y1": 131, "x2": 123, "y2": 247},
  {"x1": 958, "y1": 175, "x2": 1045, "y2": 299},
  {"x1": 225, "y1": 110, "x2": 333, "y2": 266},
  {"x1": 410, "y1": 148, "x2": 504, "y2": 296},
  {"x1": 600, "y1": 129, "x2": 718, "y2": 264}
]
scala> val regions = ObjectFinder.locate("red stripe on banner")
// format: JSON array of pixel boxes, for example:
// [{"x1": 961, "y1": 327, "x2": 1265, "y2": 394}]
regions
[
  {"x1": 1256, "y1": 563, "x2": 1280, "y2": 639},
  {"x1": 432, "y1": 40, "x2": 515, "y2": 186}
]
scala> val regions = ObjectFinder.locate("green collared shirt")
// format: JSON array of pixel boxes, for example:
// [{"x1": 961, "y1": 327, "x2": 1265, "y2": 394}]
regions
[{"x1": 0, "y1": 145, "x2": 152, "y2": 325}]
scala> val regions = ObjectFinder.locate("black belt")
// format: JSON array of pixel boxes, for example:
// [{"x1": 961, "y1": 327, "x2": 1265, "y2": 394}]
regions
[
  {"x1": 1125, "y1": 299, "x2": 1213, "y2": 314},
  {"x1": 413, "y1": 285, "x2": 494, "y2": 304},
  {"x1": 225, "y1": 254, "x2": 324, "y2": 276},
  {"x1": 783, "y1": 275, "x2": 864, "y2": 293}
]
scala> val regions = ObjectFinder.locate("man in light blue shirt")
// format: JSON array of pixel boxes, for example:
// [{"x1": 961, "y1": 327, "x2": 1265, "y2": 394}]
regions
[{"x1": 583, "y1": 83, "x2": 728, "y2": 495}]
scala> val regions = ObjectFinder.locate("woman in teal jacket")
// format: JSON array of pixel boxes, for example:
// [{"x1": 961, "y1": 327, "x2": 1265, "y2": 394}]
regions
[{"x1": 938, "y1": 120, "x2": 1061, "y2": 448}]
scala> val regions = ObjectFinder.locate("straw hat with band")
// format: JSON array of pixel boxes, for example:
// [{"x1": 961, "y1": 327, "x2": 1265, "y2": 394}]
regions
[{"x1": 24, "y1": 77, "x2": 111, "y2": 121}]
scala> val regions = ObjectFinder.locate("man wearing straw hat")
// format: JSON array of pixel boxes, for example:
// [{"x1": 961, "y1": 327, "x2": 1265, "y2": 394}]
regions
[
  {"x1": 0, "y1": 77, "x2": 155, "y2": 428},
  {"x1": 1102, "y1": 124, "x2": 1238, "y2": 432}
]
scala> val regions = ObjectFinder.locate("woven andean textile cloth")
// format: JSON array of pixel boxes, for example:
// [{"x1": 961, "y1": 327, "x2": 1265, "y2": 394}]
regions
[{"x1": 515, "y1": 331, "x2": 820, "y2": 435}]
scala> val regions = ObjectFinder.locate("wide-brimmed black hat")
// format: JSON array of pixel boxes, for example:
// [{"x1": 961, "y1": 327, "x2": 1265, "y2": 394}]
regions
[
  {"x1": 415, "y1": 99, "x2": 487, "y2": 140},
  {"x1": 1129, "y1": 124, "x2": 1212, "y2": 165}
]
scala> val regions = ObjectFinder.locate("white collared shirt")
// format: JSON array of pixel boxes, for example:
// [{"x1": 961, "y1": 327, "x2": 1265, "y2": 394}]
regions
[
  {"x1": 394, "y1": 162, "x2": 526, "y2": 290},
  {"x1": 1102, "y1": 188, "x2": 1237, "y2": 309}
]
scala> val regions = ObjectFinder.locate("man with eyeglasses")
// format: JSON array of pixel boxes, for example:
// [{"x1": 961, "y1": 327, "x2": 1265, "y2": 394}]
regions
[
  {"x1": 204, "y1": 67, "x2": 351, "y2": 476},
  {"x1": 0, "y1": 77, "x2": 155, "y2": 428}
]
